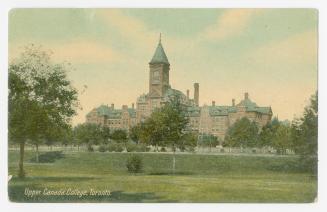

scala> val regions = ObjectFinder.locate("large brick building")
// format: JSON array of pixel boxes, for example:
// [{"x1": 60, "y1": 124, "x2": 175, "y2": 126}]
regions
[{"x1": 86, "y1": 36, "x2": 273, "y2": 139}]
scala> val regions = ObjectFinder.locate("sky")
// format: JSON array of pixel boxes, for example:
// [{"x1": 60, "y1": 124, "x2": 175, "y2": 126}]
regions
[{"x1": 8, "y1": 9, "x2": 318, "y2": 125}]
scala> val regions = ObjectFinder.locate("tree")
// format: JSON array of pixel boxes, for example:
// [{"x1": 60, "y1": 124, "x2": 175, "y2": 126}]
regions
[
  {"x1": 224, "y1": 117, "x2": 259, "y2": 149},
  {"x1": 129, "y1": 125, "x2": 141, "y2": 144},
  {"x1": 198, "y1": 134, "x2": 219, "y2": 152},
  {"x1": 259, "y1": 117, "x2": 281, "y2": 148},
  {"x1": 271, "y1": 124, "x2": 292, "y2": 154},
  {"x1": 111, "y1": 129, "x2": 128, "y2": 147},
  {"x1": 73, "y1": 123, "x2": 102, "y2": 150},
  {"x1": 157, "y1": 95, "x2": 189, "y2": 173},
  {"x1": 291, "y1": 91, "x2": 318, "y2": 173},
  {"x1": 9, "y1": 45, "x2": 78, "y2": 177},
  {"x1": 100, "y1": 126, "x2": 111, "y2": 144}
]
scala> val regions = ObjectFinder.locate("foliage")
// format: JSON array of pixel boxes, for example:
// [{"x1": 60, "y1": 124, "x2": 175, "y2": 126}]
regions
[
  {"x1": 107, "y1": 143, "x2": 124, "y2": 152},
  {"x1": 160, "y1": 147, "x2": 167, "y2": 152},
  {"x1": 291, "y1": 92, "x2": 318, "y2": 174},
  {"x1": 73, "y1": 123, "x2": 102, "y2": 147},
  {"x1": 100, "y1": 126, "x2": 111, "y2": 144},
  {"x1": 111, "y1": 129, "x2": 128, "y2": 144},
  {"x1": 272, "y1": 125, "x2": 292, "y2": 154},
  {"x1": 126, "y1": 154, "x2": 143, "y2": 173},
  {"x1": 8, "y1": 45, "x2": 78, "y2": 177},
  {"x1": 87, "y1": 143, "x2": 94, "y2": 152},
  {"x1": 258, "y1": 117, "x2": 280, "y2": 147},
  {"x1": 224, "y1": 117, "x2": 259, "y2": 148},
  {"x1": 126, "y1": 142, "x2": 137, "y2": 152},
  {"x1": 98, "y1": 145, "x2": 107, "y2": 152},
  {"x1": 198, "y1": 134, "x2": 219, "y2": 148},
  {"x1": 29, "y1": 151, "x2": 64, "y2": 163},
  {"x1": 129, "y1": 125, "x2": 141, "y2": 143}
]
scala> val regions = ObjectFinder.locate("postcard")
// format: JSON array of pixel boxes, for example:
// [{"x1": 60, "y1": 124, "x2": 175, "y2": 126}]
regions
[{"x1": 8, "y1": 8, "x2": 318, "y2": 203}]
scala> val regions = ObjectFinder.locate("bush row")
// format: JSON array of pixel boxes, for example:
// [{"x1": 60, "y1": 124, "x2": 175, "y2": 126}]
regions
[{"x1": 98, "y1": 143, "x2": 150, "y2": 153}]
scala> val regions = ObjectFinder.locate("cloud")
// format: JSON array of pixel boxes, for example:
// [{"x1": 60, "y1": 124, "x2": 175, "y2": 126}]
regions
[
  {"x1": 202, "y1": 9, "x2": 261, "y2": 41},
  {"x1": 248, "y1": 30, "x2": 317, "y2": 65},
  {"x1": 96, "y1": 10, "x2": 157, "y2": 51},
  {"x1": 52, "y1": 40, "x2": 122, "y2": 63}
]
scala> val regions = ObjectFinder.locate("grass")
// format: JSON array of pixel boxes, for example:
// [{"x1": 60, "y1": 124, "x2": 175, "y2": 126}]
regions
[{"x1": 8, "y1": 150, "x2": 317, "y2": 203}]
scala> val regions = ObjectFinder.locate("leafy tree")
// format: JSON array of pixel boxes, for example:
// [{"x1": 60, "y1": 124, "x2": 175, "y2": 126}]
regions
[
  {"x1": 180, "y1": 132, "x2": 198, "y2": 152},
  {"x1": 9, "y1": 45, "x2": 78, "y2": 177},
  {"x1": 224, "y1": 117, "x2": 259, "y2": 149},
  {"x1": 198, "y1": 133, "x2": 219, "y2": 152},
  {"x1": 129, "y1": 125, "x2": 141, "y2": 144},
  {"x1": 73, "y1": 123, "x2": 102, "y2": 150},
  {"x1": 291, "y1": 91, "x2": 318, "y2": 173},
  {"x1": 138, "y1": 114, "x2": 164, "y2": 151},
  {"x1": 111, "y1": 129, "x2": 128, "y2": 148},
  {"x1": 271, "y1": 124, "x2": 292, "y2": 154},
  {"x1": 259, "y1": 117, "x2": 281, "y2": 148},
  {"x1": 157, "y1": 95, "x2": 189, "y2": 173},
  {"x1": 100, "y1": 126, "x2": 111, "y2": 144}
]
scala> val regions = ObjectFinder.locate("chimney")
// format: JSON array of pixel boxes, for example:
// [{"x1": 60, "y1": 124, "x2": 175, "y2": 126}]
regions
[
  {"x1": 232, "y1": 99, "x2": 235, "y2": 106},
  {"x1": 244, "y1": 92, "x2": 249, "y2": 100},
  {"x1": 194, "y1": 83, "x2": 199, "y2": 106},
  {"x1": 186, "y1": 89, "x2": 190, "y2": 100},
  {"x1": 132, "y1": 103, "x2": 135, "y2": 109},
  {"x1": 111, "y1": 103, "x2": 114, "y2": 109},
  {"x1": 212, "y1": 101, "x2": 215, "y2": 106}
]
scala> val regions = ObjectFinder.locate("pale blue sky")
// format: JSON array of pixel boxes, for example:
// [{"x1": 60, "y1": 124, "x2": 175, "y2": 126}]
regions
[{"x1": 9, "y1": 9, "x2": 318, "y2": 124}]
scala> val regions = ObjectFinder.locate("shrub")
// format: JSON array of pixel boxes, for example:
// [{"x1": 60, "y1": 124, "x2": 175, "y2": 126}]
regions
[
  {"x1": 115, "y1": 143, "x2": 124, "y2": 152},
  {"x1": 87, "y1": 145, "x2": 94, "y2": 152},
  {"x1": 187, "y1": 146, "x2": 195, "y2": 153},
  {"x1": 29, "y1": 151, "x2": 64, "y2": 163},
  {"x1": 126, "y1": 142, "x2": 137, "y2": 152},
  {"x1": 160, "y1": 147, "x2": 166, "y2": 152},
  {"x1": 108, "y1": 143, "x2": 116, "y2": 152},
  {"x1": 98, "y1": 145, "x2": 107, "y2": 152},
  {"x1": 134, "y1": 144, "x2": 148, "y2": 152},
  {"x1": 126, "y1": 154, "x2": 143, "y2": 173}
]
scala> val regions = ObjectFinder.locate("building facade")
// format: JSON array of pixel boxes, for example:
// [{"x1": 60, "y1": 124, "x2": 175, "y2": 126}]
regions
[{"x1": 86, "y1": 37, "x2": 273, "y2": 138}]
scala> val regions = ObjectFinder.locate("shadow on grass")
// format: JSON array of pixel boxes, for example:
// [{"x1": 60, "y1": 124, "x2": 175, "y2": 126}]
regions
[
  {"x1": 148, "y1": 171, "x2": 193, "y2": 176},
  {"x1": 8, "y1": 184, "x2": 172, "y2": 203},
  {"x1": 10, "y1": 176, "x2": 97, "y2": 183}
]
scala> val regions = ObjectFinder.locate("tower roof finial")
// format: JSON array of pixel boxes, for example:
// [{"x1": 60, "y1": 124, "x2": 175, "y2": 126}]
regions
[{"x1": 149, "y1": 33, "x2": 169, "y2": 65}]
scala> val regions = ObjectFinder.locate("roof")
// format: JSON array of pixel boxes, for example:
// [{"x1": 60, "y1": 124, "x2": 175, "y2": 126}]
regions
[
  {"x1": 149, "y1": 41, "x2": 170, "y2": 65},
  {"x1": 237, "y1": 98, "x2": 258, "y2": 108},
  {"x1": 88, "y1": 105, "x2": 136, "y2": 119},
  {"x1": 187, "y1": 106, "x2": 201, "y2": 117},
  {"x1": 236, "y1": 98, "x2": 271, "y2": 115},
  {"x1": 209, "y1": 106, "x2": 237, "y2": 116},
  {"x1": 163, "y1": 88, "x2": 189, "y2": 104}
]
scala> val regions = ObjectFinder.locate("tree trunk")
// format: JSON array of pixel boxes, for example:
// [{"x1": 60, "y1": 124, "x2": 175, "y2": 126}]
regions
[
  {"x1": 18, "y1": 142, "x2": 25, "y2": 178},
  {"x1": 36, "y1": 144, "x2": 39, "y2": 163},
  {"x1": 172, "y1": 145, "x2": 176, "y2": 175}
]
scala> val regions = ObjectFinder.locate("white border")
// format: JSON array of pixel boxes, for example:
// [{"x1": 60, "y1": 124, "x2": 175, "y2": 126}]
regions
[{"x1": 0, "y1": 1, "x2": 326, "y2": 212}]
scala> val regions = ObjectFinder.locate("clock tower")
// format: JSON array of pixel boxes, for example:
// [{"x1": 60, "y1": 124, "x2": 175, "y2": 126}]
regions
[{"x1": 148, "y1": 34, "x2": 170, "y2": 104}]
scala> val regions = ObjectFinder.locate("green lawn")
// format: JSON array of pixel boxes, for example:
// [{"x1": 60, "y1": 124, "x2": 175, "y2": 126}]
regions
[{"x1": 8, "y1": 150, "x2": 317, "y2": 203}]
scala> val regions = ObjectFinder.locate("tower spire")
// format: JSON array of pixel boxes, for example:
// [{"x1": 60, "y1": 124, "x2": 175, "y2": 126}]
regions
[{"x1": 149, "y1": 33, "x2": 169, "y2": 65}]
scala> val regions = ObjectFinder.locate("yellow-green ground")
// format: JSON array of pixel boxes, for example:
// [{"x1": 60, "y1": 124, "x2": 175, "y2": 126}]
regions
[{"x1": 8, "y1": 150, "x2": 317, "y2": 203}]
